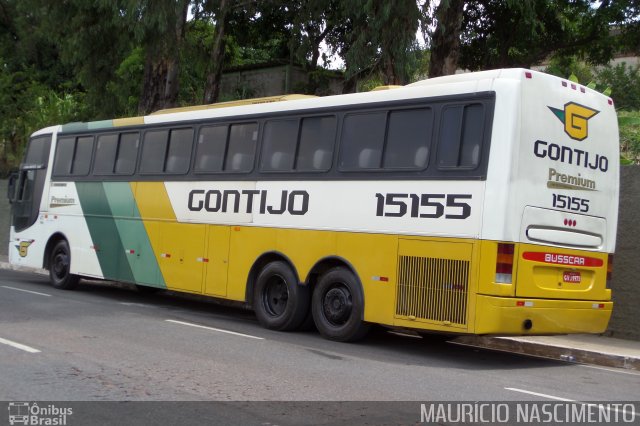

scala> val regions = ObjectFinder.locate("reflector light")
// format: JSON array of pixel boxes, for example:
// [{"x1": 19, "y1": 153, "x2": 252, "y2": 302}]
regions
[
  {"x1": 592, "y1": 303, "x2": 605, "y2": 309},
  {"x1": 525, "y1": 71, "x2": 532, "y2": 79},
  {"x1": 571, "y1": 84, "x2": 577, "y2": 90},
  {"x1": 517, "y1": 301, "x2": 525, "y2": 307},
  {"x1": 580, "y1": 87, "x2": 586, "y2": 93},
  {"x1": 562, "y1": 81, "x2": 567, "y2": 87},
  {"x1": 608, "y1": 99, "x2": 613, "y2": 105}
]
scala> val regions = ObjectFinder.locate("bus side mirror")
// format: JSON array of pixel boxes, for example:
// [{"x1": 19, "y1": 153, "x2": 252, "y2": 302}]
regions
[{"x1": 7, "y1": 170, "x2": 18, "y2": 204}]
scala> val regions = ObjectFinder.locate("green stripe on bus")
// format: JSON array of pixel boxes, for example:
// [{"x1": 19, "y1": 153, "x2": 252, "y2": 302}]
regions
[
  {"x1": 75, "y1": 182, "x2": 135, "y2": 283},
  {"x1": 102, "y1": 182, "x2": 165, "y2": 288}
]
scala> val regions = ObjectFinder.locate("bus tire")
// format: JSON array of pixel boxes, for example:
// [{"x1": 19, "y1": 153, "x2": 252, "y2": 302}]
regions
[
  {"x1": 312, "y1": 267, "x2": 370, "y2": 342},
  {"x1": 49, "y1": 240, "x2": 79, "y2": 290},
  {"x1": 254, "y1": 261, "x2": 309, "y2": 331}
]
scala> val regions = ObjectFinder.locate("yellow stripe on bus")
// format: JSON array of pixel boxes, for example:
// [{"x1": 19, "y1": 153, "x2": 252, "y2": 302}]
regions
[{"x1": 132, "y1": 182, "x2": 207, "y2": 294}]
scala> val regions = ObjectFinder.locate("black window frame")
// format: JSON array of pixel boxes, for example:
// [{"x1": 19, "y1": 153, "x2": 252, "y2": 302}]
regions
[
  {"x1": 259, "y1": 114, "x2": 337, "y2": 174},
  {"x1": 51, "y1": 91, "x2": 495, "y2": 183},
  {"x1": 52, "y1": 135, "x2": 95, "y2": 177},
  {"x1": 93, "y1": 131, "x2": 140, "y2": 176},
  {"x1": 338, "y1": 106, "x2": 435, "y2": 173},
  {"x1": 139, "y1": 126, "x2": 194, "y2": 175},
  {"x1": 435, "y1": 102, "x2": 486, "y2": 171},
  {"x1": 193, "y1": 120, "x2": 259, "y2": 175}
]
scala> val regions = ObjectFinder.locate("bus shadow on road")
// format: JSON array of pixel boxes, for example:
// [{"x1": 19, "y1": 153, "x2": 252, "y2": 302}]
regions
[{"x1": 8, "y1": 271, "x2": 573, "y2": 372}]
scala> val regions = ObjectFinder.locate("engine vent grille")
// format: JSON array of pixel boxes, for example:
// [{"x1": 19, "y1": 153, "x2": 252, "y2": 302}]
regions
[{"x1": 396, "y1": 255, "x2": 469, "y2": 326}]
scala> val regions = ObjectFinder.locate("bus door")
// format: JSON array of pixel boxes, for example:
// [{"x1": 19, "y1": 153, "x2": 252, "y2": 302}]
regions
[{"x1": 9, "y1": 135, "x2": 52, "y2": 232}]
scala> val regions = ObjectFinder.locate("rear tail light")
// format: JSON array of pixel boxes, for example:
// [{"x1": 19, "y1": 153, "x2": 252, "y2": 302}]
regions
[
  {"x1": 496, "y1": 243, "x2": 515, "y2": 284},
  {"x1": 606, "y1": 254, "x2": 614, "y2": 288}
]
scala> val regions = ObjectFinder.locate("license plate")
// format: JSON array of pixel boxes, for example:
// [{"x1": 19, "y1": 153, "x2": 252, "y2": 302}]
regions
[{"x1": 563, "y1": 271, "x2": 582, "y2": 283}]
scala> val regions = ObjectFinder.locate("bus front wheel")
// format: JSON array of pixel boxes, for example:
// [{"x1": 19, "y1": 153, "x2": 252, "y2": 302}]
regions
[
  {"x1": 49, "y1": 240, "x2": 79, "y2": 290},
  {"x1": 254, "y1": 261, "x2": 309, "y2": 331},
  {"x1": 312, "y1": 267, "x2": 370, "y2": 342}
]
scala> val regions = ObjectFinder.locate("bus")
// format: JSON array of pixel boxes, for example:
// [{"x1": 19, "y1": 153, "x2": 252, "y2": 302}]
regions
[{"x1": 7, "y1": 69, "x2": 618, "y2": 342}]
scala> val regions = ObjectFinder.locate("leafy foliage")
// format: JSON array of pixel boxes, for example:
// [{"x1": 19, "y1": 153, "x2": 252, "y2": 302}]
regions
[
  {"x1": 1, "y1": 0, "x2": 639, "y2": 173},
  {"x1": 596, "y1": 63, "x2": 640, "y2": 112},
  {"x1": 618, "y1": 111, "x2": 640, "y2": 164}
]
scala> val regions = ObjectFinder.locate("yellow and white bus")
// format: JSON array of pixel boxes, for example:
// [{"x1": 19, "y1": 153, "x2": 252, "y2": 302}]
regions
[{"x1": 7, "y1": 69, "x2": 619, "y2": 341}]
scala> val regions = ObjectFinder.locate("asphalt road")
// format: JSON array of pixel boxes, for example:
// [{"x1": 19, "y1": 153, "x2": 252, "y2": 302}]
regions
[{"x1": 1, "y1": 269, "x2": 638, "y2": 425}]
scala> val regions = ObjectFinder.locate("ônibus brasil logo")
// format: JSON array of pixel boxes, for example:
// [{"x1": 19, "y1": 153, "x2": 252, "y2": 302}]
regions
[
  {"x1": 548, "y1": 102, "x2": 599, "y2": 141},
  {"x1": 7, "y1": 402, "x2": 73, "y2": 425}
]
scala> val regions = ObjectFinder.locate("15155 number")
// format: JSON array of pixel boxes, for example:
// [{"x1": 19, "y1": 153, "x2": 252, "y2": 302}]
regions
[
  {"x1": 552, "y1": 193, "x2": 589, "y2": 213},
  {"x1": 375, "y1": 193, "x2": 472, "y2": 219}
]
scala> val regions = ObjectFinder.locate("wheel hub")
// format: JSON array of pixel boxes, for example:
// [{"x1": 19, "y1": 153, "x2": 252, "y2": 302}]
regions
[
  {"x1": 323, "y1": 287, "x2": 352, "y2": 325},
  {"x1": 264, "y1": 276, "x2": 288, "y2": 317},
  {"x1": 53, "y1": 253, "x2": 69, "y2": 277}
]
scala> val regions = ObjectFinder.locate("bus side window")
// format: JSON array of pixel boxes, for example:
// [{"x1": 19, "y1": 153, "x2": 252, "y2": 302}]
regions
[
  {"x1": 437, "y1": 103, "x2": 484, "y2": 169},
  {"x1": 115, "y1": 133, "x2": 139, "y2": 175},
  {"x1": 339, "y1": 112, "x2": 386, "y2": 170},
  {"x1": 140, "y1": 130, "x2": 169, "y2": 173},
  {"x1": 71, "y1": 136, "x2": 93, "y2": 175},
  {"x1": 297, "y1": 116, "x2": 336, "y2": 171},
  {"x1": 383, "y1": 108, "x2": 433, "y2": 169},
  {"x1": 459, "y1": 104, "x2": 484, "y2": 168},
  {"x1": 53, "y1": 136, "x2": 94, "y2": 176},
  {"x1": 261, "y1": 119, "x2": 297, "y2": 171},
  {"x1": 94, "y1": 134, "x2": 118, "y2": 174},
  {"x1": 224, "y1": 123, "x2": 257, "y2": 173},
  {"x1": 52, "y1": 137, "x2": 75, "y2": 176},
  {"x1": 165, "y1": 128, "x2": 193, "y2": 174},
  {"x1": 196, "y1": 125, "x2": 227, "y2": 173}
]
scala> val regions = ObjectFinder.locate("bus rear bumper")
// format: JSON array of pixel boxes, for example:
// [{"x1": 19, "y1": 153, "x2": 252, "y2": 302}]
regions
[{"x1": 473, "y1": 294, "x2": 612, "y2": 335}]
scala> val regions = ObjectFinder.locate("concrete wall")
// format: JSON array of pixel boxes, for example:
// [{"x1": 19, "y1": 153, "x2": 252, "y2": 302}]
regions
[
  {"x1": 0, "y1": 179, "x2": 8, "y2": 257},
  {"x1": 219, "y1": 64, "x2": 342, "y2": 99},
  {"x1": 0, "y1": 168, "x2": 639, "y2": 339},
  {"x1": 605, "y1": 165, "x2": 640, "y2": 340}
]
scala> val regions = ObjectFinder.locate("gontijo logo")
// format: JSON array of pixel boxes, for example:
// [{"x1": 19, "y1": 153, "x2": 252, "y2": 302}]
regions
[{"x1": 548, "y1": 102, "x2": 599, "y2": 141}]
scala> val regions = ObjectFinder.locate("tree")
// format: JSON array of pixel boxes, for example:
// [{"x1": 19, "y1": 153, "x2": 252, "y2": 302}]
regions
[
  {"x1": 428, "y1": 0, "x2": 464, "y2": 77},
  {"x1": 458, "y1": 0, "x2": 632, "y2": 71},
  {"x1": 134, "y1": 0, "x2": 191, "y2": 114},
  {"x1": 327, "y1": 0, "x2": 423, "y2": 92}
]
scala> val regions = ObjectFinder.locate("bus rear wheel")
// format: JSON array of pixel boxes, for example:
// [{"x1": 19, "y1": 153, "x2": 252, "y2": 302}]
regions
[
  {"x1": 254, "y1": 261, "x2": 309, "y2": 331},
  {"x1": 49, "y1": 240, "x2": 79, "y2": 290},
  {"x1": 312, "y1": 267, "x2": 370, "y2": 342}
]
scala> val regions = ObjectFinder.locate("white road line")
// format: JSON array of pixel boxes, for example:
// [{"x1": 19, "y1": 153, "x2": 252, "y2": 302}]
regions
[
  {"x1": 505, "y1": 387, "x2": 574, "y2": 401},
  {"x1": 165, "y1": 319, "x2": 264, "y2": 340},
  {"x1": 1, "y1": 285, "x2": 52, "y2": 297},
  {"x1": 505, "y1": 387, "x2": 639, "y2": 418},
  {"x1": 0, "y1": 337, "x2": 41, "y2": 353},
  {"x1": 578, "y1": 364, "x2": 640, "y2": 376},
  {"x1": 119, "y1": 302, "x2": 153, "y2": 308}
]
